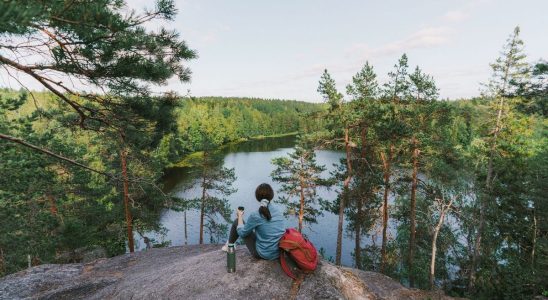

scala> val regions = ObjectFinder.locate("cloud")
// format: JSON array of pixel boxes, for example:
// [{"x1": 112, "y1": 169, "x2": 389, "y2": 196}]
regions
[
  {"x1": 442, "y1": 10, "x2": 470, "y2": 22},
  {"x1": 231, "y1": 26, "x2": 455, "y2": 94},
  {"x1": 439, "y1": 0, "x2": 494, "y2": 23},
  {"x1": 347, "y1": 26, "x2": 454, "y2": 60}
]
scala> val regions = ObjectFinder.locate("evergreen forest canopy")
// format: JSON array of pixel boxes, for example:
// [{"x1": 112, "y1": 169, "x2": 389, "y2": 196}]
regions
[{"x1": 0, "y1": 1, "x2": 546, "y2": 299}]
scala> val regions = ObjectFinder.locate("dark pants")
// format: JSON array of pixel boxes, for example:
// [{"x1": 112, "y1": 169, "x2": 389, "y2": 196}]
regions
[{"x1": 228, "y1": 219, "x2": 261, "y2": 259}]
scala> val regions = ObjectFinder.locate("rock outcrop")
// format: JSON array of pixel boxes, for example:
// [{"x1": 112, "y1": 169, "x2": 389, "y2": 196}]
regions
[{"x1": 0, "y1": 244, "x2": 459, "y2": 300}]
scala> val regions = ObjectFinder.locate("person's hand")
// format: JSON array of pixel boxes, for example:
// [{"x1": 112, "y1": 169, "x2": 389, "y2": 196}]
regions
[{"x1": 237, "y1": 209, "x2": 244, "y2": 218}]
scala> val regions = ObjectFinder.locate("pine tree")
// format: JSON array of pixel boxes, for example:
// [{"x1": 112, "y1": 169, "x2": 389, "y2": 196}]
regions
[
  {"x1": 406, "y1": 65, "x2": 439, "y2": 287},
  {"x1": 383, "y1": 54, "x2": 411, "y2": 101},
  {"x1": 317, "y1": 69, "x2": 343, "y2": 113},
  {"x1": 198, "y1": 158, "x2": 236, "y2": 244},
  {"x1": 469, "y1": 26, "x2": 530, "y2": 291},
  {"x1": 377, "y1": 54, "x2": 412, "y2": 273},
  {"x1": 0, "y1": 0, "x2": 196, "y2": 254},
  {"x1": 188, "y1": 135, "x2": 237, "y2": 244},
  {"x1": 271, "y1": 144, "x2": 329, "y2": 232},
  {"x1": 408, "y1": 66, "x2": 439, "y2": 102},
  {"x1": 344, "y1": 62, "x2": 382, "y2": 268},
  {"x1": 346, "y1": 62, "x2": 379, "y2": 100},
  {"x1": 316, "y1": 69, "x2": 352, "y2": 265}
]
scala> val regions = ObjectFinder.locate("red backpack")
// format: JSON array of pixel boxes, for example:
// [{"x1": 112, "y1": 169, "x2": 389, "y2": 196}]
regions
[{"x1": 279, "y1": 228, "x2": 319, "y2": 279}]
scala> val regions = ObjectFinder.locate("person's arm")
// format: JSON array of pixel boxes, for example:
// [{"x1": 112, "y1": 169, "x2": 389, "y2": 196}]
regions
[
  {"x1": 237, "y1": 209, "x2": 244, "y2": 226},
  {"x1": 237, "y1": 211, "x2": 258, "y2": 237}
]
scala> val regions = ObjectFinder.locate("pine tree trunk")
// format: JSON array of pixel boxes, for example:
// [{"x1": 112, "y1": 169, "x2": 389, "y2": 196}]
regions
[
  {"x1": 469, "y1": 96, "x2": 505, "y2": 291},
  {"x1": 469, "y1": 197, "x2": 485, "y2": 291},
  {"x1": 355, "y1": 195, "x2": 362, "y2": 268},
  {"x1": 299, "y1": 182, "x2": 305, "y2": 233},
  {"x1": 336, "y1": 186, "x2": 347, "y2": 265},
  {"x1": 199, "y1": 178, "x2": 206, "y2": 244},
  {"x1": 120, "y1": 147, "x2": 134, "y2": 253},
  {"x1": 0, "y1": 248, "x2": 4, "y2": 275},
  {"x1": 355, "y1": 126, "x2": 367, "y2": 269},
  {"x1": 199, "y1": 151, "x2": 208, "y2": 244},
  {"x1": 47, "y1": 194, "x2": 58, "y2": 216},
  {"x1": 380, "y1": 145, "x2": 393, "y2": 273},
  {"x1": 532, "y1": 208, "x2": 537, "y2": 268},
  {"x1": 336, "y1": 127, "x2": 352, "y2": 266},
  {"x1": 297, "y1": 154, "x2": 306, "y2": 233},
  {"x1": 409, "y1": 137, "x2": 419, "y2": 287},
  {"x1": 184, "y1": 210, "x2": 188, "y2": 245}
]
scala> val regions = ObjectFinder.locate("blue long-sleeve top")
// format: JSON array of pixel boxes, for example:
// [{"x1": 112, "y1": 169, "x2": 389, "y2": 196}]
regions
[{"x1": 237, "y1": 204, "x2": 285, "y2": 260}]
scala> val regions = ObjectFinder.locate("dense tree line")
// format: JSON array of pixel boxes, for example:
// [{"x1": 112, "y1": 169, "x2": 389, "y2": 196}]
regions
[
  {"x1": 170, "y1": 96, "x2": 324, "y2": 155},
  {"x1": 271, "y1": 26, "x2": 545, "y2": 299}
]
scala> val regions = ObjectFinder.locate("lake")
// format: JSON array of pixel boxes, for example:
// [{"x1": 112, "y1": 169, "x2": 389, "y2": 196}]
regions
[{"x1": 138, "y1": 135, "x2": 379, "y2": 267}]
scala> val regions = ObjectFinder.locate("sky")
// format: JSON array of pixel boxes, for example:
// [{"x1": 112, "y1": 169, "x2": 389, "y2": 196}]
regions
[{"x1": 2, "y1": 0, "x2": 547, "y2": 102}]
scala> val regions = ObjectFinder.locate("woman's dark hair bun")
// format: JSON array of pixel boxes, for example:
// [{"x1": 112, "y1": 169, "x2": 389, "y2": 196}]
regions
[
  {"x1": 256, "y1": 183, "x2": 274, "y2": 221},
  {"x1": 255, "y1": 183, "x2": 274, "y2": 201}
]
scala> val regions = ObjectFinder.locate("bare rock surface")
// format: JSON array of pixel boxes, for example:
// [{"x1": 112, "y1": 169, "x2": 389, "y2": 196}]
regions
[{"x1": 0, "y1": 244, "x2": 459, "y2": 300}]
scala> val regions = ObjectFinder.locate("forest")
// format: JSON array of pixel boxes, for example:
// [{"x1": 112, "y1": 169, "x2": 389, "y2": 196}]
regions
[
  {"x1": 302, "y1": 31, "x2": 546, "y2": 297},
  {"x1": 0, "y1": 1, "x2": 546, "y2": 299},
  {"x1": 0, "y1": 89, "x2": 321, "y2": 270}
]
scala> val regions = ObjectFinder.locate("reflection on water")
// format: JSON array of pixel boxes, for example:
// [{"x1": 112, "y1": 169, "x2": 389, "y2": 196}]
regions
[
  {"x1": 161, "y1": 136, "x2": 298, "y2": 192},
  {"x1": 141, "y1": 135, "x2": 378, "y2": 267}
]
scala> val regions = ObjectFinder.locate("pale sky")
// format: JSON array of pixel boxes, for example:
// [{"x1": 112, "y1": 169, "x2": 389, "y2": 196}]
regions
[{"x1": 2, "y1": 0, "x2": 547, "y2": 102}]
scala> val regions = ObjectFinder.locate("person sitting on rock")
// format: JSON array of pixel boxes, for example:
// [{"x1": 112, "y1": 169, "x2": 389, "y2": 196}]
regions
[{"x1": 222, "y1": 183, "x2": 285, "y2": 260}]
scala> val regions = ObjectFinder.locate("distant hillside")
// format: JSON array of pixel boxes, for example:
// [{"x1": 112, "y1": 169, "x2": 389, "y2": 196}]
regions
[
  {"x1": 0, "y1": 89, "x2": 325, "y2": 154},
  {"x1": 176, "y1": 96, "x2": 325, "y2": 152}
]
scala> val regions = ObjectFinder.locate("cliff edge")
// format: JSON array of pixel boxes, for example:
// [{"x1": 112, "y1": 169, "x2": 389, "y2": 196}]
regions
[{"x1": 0, "y1": 244, "x2": 459, "y2": 300}]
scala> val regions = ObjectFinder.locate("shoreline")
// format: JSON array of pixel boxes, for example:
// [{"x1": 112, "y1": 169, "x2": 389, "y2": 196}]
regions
[{"x1": 169, "y1": 131, "x2": 299, "y2": 168}]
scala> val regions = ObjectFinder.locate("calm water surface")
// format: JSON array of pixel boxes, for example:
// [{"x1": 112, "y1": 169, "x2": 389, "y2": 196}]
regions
[{"x1": 139, "y1": 135, "x2": 381, "y2": 267}]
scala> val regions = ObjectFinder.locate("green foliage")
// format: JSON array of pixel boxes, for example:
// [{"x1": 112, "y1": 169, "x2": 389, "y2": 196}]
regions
[
  {"x1": 483, "y1": 26, "x2": 530, "y2": 97},
  {"x1": 512, "y1": 60, "x2": 548, "y2": 116},
  {"x1": 317, "y1": 69, "x2": 343, "y2": 112},
  {"x1": 0, "y1": 93, "x2": 128, "y2": 274},
  {"x1": 346, "y1": 61, "x2": 379, "y2": 100},
  {"x1": 271, "y1": 142, "x2": 330, "y2": 229},
  {"x1": 0, "y1": 0, "x2": 197, "y2": 274},
  {"x1": 196, "y1": 152, "x2": 237, "y2": 243},
  {"x1": 383, "y1": 53, "x2": 411, "y2": 101},
  {"x1": 408, "y1": 66, "x2": 439, "y2": 102},
  {"x1": 173, "y1": 148, "x2": 237, "y2": 244},
  {"x1": 1, "y1": 0, "x2": 196, "y2": 96},
  {"x1": 309, "y1": 27, "x2": 546, "y2": 298},
  {"x1": 175, "y1": 97, "x2": 324, "y2": 154}
]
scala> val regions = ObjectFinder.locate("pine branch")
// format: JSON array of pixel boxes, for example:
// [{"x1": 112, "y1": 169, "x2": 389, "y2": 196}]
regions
[{"x1": 0, "y1": 132, "x2": 113, "y2": 178}]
